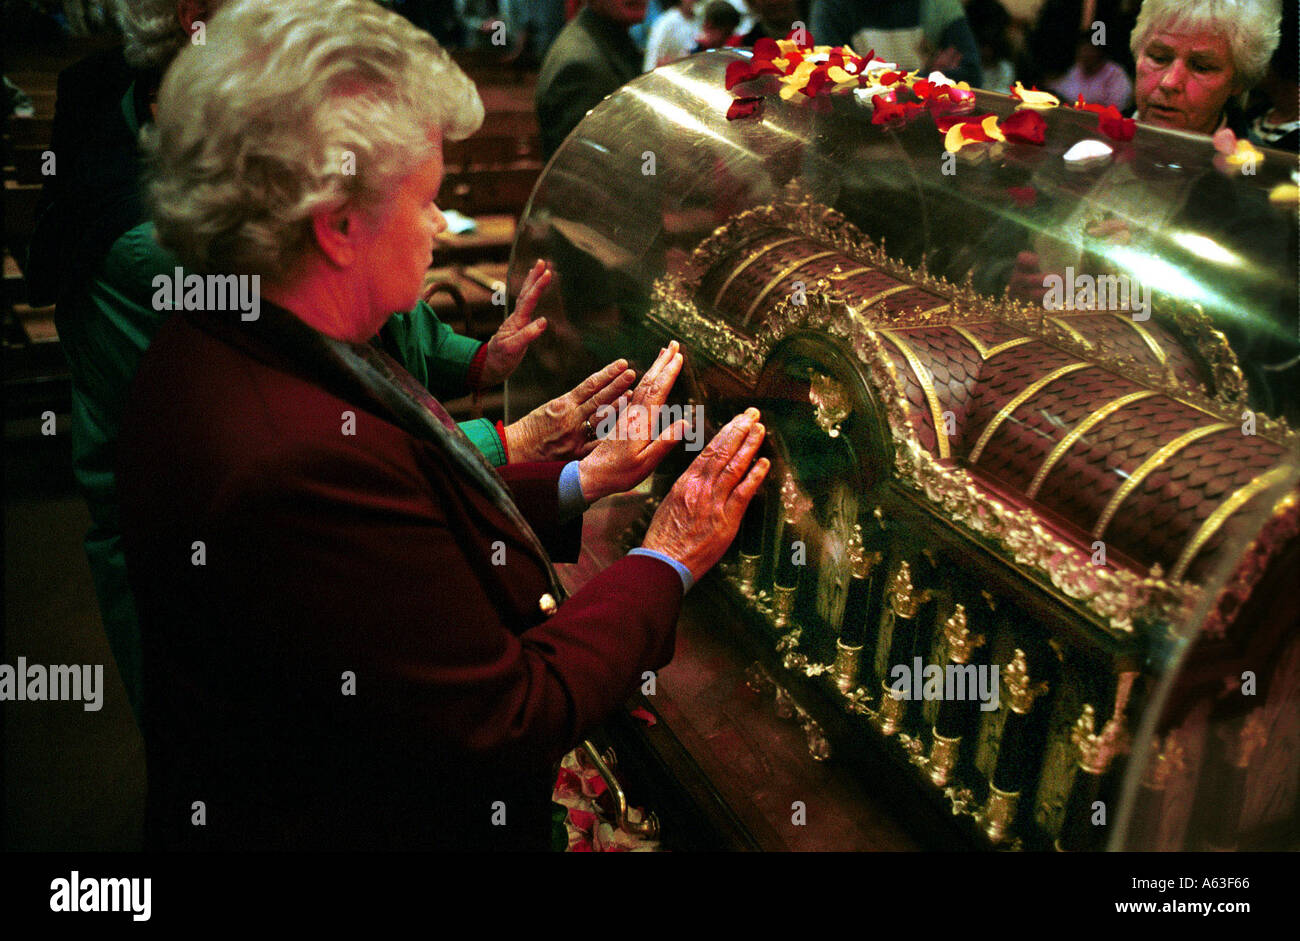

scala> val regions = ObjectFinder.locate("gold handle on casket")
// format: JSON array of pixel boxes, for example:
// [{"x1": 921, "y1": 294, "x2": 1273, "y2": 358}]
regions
[{"x1": 581, "y1": 740, "x2": 661, "y2": 840}]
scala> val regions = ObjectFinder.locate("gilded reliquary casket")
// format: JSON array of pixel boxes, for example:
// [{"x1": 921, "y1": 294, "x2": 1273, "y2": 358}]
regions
[{"x1": 506, "y1": 50, "x2": 1300, "y2": 851}]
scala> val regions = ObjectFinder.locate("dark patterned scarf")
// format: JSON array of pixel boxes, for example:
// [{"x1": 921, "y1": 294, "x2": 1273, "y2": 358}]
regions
[{"x1": 248, "y1": 301, "x2": 567, "y2": 600}]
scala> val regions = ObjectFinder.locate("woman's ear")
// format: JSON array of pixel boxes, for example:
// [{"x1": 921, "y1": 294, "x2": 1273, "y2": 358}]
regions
[
  {"x1": 177, "y1": 0, "x2": 208, "y2": 35},
  {"x1": 311, "y1": 208, "x2": 357, "y2": 267}
]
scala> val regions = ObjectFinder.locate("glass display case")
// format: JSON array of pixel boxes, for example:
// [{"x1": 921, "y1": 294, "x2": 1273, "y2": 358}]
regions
[{"x1": 505, "y1": 47, "x2": 1300, "y2": 851}]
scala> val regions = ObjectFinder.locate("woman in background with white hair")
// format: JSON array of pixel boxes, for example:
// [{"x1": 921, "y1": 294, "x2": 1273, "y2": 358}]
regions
[
  {"x1": 1130, "y1": 0, "x2": 1282, "y2": 135},
  {"x1": 118, "y1": 0, "x2": 769, "y2": 850}
]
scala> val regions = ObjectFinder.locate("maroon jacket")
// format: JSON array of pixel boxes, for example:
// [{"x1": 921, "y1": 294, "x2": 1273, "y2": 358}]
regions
[{"x1": 117, "y1": 306, "x2": 681, "y2": 850}]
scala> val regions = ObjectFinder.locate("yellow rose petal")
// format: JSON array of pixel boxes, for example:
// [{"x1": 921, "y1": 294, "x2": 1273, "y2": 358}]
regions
[
  {"x1": 1012, "y1": 81, "x2": 1059, "y2": 108},
  {"x1": 981, "y1": 114, "x2": 1006, "y2": 141},
  {"x1": 1226, "y1": 139, "x2": 1263, "y2": 168},
  {"x1": 827, "y1": 66, "x2": 853, "y2": 84},
  {"x1": 1268, "y1": 183, "x2": 1298, "y2": 207},
  {"x1": 944, "y1": 124, "x2": 972, "y2": 153}
]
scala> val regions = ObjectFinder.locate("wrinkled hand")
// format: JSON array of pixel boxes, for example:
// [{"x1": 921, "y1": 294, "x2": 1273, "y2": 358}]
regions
[
  {"x1": 504, "y1": 359, "x2": 637, "y2": 463},
  {"x1": 480, "y1": 260, "x2": 552, "y2": 388},
  {"x1": 642, "y1": 408, "x2": 770, "y2": 584},
  {"x1": 577, "y1": 341, "x2": 686, "y2": 503}
]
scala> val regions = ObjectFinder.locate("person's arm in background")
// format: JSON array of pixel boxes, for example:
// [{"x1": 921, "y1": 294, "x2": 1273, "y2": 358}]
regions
[
  {"x1": 925, "y1": 0, "x2": 984, "y2": 88},
  {"x1": 935, "y1": 17, "x2": 983, "y2": 87}
]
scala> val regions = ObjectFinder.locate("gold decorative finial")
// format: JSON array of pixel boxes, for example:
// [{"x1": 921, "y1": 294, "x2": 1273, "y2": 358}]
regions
[
  {"x1": 808, "y1": 370, "x2": 851, "y2": 438},
  {"x1": 1072, "y1": 702, "x2": 1128, "y2": 775},
  {"x1": 887, "y1": 561, "x2": 932, "y2": 619},
  {"x1": 1004, "y1": 649, "x2": 1049, "y2": 714},
  {"x1": 847, "y1": 523, "x2": 882, "y2": 579},
  {"x1": 943, "y1": 604, "x2": 985, "y2": 664}
]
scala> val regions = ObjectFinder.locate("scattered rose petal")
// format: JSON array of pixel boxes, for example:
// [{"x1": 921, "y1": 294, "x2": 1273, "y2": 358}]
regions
[
  {"x1": 1010, "y1": 82, "x2": 1059, "y2": 108},
  {"x1": 802, "y1": 69, "x2": 830, "y2": 96},
  {"x1": 855, "y1": 85, "x2": 897, "y2": 103},
  {"x1": 726, "y1": 96, "x2": 764, "y2": 120},
  {"x1": 1001, "y1": 108, "x2": 1047, "y2": 144},
  {"x1": 978, "y1": 114, "x2": 1006, "y2": 140},
  {"x1": 630, "y1": 706, "x2": 657, "y2": 725},
  {"x1": 1269, "y1": 183, "x2": 1299, "y2": 207},
  {"x1": 568, "y1": 807, "x2": 597, "y2": 832},
  {"x1": 1226, "y1": 138, "x2": 1262, "y2": 168},
  {"x1": 1063, "y1": 138, "x2": 1114, "y2": 171},
  {"x1": 873, "y1": 97, "x2": 924, "y2": 126},
  {"x1": 554, "y1": 766, "x2": 583, "y2": 792},
  {"x1": 1096, "y1": 105, "x2": 1135, "y2": 141},
  {"x1": 934, "y1": 110, "x2": 994, "y2": 132}
]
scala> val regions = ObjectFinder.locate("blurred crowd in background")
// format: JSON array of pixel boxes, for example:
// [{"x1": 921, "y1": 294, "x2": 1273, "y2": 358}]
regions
[{"x1": 4, "y1": 0, "x2": 1297, "y2": 148}]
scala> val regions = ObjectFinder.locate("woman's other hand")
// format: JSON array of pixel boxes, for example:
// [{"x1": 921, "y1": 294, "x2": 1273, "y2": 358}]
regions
[
  {"x1": 642, "y1": 408, "x2": 769, "y2": 584},
  {"x1": 577, "y1": 341, "x2": 687, "y2": 503},
  {"x1": 480, "y1": 260, "x2": 552, "y2": 388},
  {"x1": 504, "y1": 359, "x2": 637, "y2": 463}
]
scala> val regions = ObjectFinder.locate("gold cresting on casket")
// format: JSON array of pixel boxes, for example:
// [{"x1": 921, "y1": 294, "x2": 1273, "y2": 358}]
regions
[{"x1": 647, "y1": 191, "x2": 1300, "y2": 635}]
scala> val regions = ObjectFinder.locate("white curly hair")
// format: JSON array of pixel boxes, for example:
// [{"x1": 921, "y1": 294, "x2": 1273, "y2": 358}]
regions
[
  {"x1": 113, "y1": 0, "x2": 224, "y2": 71},
  {"x1": 1130, "y1": 0, "x2": 1282, "y2": 90},
  {"x1": 144, "y1": 0, "x2": 484, "y2": 280}
]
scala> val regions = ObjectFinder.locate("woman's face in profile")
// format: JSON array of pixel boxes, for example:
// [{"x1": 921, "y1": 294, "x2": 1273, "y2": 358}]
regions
[
  {"x1": 1135, "y1": 28, "x2": 1238, "y2": 134},
  {"x1": 349, "y1": 139, "x2": 448, "y2": 337}
]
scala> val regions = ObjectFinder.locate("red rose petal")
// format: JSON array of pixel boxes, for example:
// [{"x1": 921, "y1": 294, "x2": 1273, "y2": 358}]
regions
[
  {"x1": 1001, "y1": 108, "x2": 1047, "y2": 144},
  {"x1": 960, "y1": 121, "x2": 994, "y2": 142},
  {"x1": 872, "y1": 98, "x2": 923, "y2": 126},
  {"x1": 785, "y1": 28, "x2": 813, "y2": 45},
  {"x1": 725, "y1": 58, "x2": 781, "y2": 89},
  {"x1": 630, "y1": 706, "x2": 657, "y2": 726},
  {"x1": 803, "y1": 69, "x2": 830, "y2": 96},
  {"x1": 568, "y1": 807, "x2": 597, "y2": 832},
  {"x1": 1097, "y1": 106, "x2": 1136, "y2": 141},
  {"x1": 726, "y1": 96, "x2": 765, "y2": 121},
  {"x1": 725, "y1": 59, "x2": 756, "y2": 89},
  {"x1": 753, "y1": 37, "x2": 780, "y2": 60},
  {"x1": 934, "y1": 110, "x2": 994, "y2": 132},
  {"x1": 879, "y1": 70, "x2": 905, "y2": 86}
]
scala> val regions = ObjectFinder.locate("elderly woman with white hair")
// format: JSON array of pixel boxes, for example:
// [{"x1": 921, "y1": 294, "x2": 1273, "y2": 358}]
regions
[
  {"x1": 1130, "y1": 0, "x2": 1282, "y2": 134},
  {"x1": 117, "y1": 0, "x2": 770, "y2": 850},
  {"x1": 38, "y1": 0, "x2": 616, "y2": 727}
]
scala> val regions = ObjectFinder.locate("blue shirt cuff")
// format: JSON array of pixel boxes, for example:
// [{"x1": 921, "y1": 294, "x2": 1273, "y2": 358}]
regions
[
  {"x1": 557, "y1": 460, "x2": 588, "y2": 522},
  {"x1": 627, "y1": 548, "x2": 694, "y2": 593}
]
